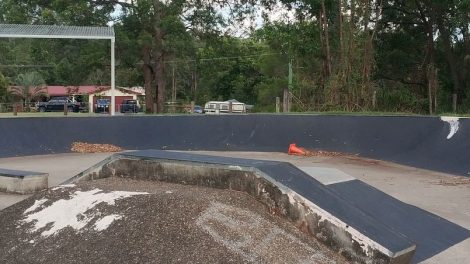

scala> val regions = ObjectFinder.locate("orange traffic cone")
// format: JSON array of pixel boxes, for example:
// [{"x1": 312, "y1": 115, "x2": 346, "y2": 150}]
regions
[{"x1": 288, "y1": 143, "x2": 306, "y2": 156}]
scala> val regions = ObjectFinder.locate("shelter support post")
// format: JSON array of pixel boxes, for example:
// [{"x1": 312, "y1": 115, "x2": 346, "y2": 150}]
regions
[{"x1": 111, "y1": 38, "x2": 116, "y2": 115}]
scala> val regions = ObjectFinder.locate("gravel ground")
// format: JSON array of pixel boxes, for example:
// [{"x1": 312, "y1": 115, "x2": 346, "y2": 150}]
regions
[{"x1": 0, "y1": 178, "x2": 347, "y2": 264}]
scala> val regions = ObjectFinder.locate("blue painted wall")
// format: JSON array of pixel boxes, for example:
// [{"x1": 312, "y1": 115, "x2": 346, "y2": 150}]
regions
[{"x1": 1, "y1": 115, "x2": 468, "y2": 176}]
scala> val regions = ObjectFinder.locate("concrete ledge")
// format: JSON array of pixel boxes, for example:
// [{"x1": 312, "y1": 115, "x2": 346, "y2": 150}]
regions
[
  {"x1": 65, "y1": 150, "x2": 416, "y2": 264},
  {"x1": 0, "y1": 168, "x2": 48, "y2": 194}
]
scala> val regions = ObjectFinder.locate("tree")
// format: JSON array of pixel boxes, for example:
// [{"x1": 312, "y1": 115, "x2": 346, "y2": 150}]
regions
[
  {"x1": 0, "y1": 72, "x2": 8, "y2": 103},
  {"x1": 10, "y1": 72, "x2": 46, "y2": 111},
  {"x1": 0, "y1": 0, "x2": 115, "y2": 89},
  {"x1": 2, "y1": 0, "x2": 469, "y2": 114}
]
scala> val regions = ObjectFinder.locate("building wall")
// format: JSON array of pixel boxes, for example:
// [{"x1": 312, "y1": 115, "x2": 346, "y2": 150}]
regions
[{"x1": 89, "y1": 90, "x2": 138, "y2": 113}]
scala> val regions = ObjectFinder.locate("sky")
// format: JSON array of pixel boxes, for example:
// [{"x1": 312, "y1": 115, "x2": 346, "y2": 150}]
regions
[
  {"x1": 110, "y1": 1, "x2": 296, "y2": 37},
  {"x1": 218, "y1": 2, "x2": 296, "y2": 37}
]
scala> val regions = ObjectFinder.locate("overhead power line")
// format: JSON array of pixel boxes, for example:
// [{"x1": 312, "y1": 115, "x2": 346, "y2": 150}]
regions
[
  {"x1": 0, "y1": 52, "x2": 283, "y2": 68},
  {"x1": 162, "y1": 52, "x2": 282, "y2": 64}
]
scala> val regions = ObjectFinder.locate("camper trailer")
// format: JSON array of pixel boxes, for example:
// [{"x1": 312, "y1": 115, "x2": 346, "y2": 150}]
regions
[{"x1": 204, "y1": 100, "x2": 246, "y2": 114}]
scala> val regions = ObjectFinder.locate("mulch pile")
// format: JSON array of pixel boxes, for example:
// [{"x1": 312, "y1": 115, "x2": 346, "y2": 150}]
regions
[
  {"x1": 71, "y1": 142, "x2": 123, "y2": 153},
  {"x1": 303, "y1": 149, "x2": 345, "y2": 157}
]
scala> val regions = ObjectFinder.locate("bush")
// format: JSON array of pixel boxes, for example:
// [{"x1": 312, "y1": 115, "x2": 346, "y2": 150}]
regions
[{"x1": 376, "y1": 85, "x2": 426, "y2": 113}]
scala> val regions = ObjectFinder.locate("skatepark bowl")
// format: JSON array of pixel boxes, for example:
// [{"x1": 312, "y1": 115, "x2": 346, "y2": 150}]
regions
[{"x1": 1, "y1": 114, "x2": 470, "y2": 264}]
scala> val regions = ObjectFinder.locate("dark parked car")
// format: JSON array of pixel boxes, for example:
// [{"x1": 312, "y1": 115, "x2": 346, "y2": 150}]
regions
[
  {"x1": 120, "y1": 99, "x2": 140, "y2": 113},
  {"x1": 95, "y1": 99, "x2": 110, "y2": 113},
  {"x1": 37, "y1": 98, "x2": 80, "y2": 113}
]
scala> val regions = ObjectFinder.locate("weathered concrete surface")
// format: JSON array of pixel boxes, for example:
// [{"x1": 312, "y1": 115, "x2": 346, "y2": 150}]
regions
[
  {"x1": 0, "y1": 178, "x2": 348, "y2": 264},
  {"x1": 0, "y1": 153, "x2": 113, "y2": 187},
  {"x1": 0, "y1": 153, "x2": 113, "y2": 210},
  {"x1": 0, "y1": 168, "x2": 48, "y2": 194},
  {"x1": 0, "y1": 193, "x2": 30, "y2": 210}
]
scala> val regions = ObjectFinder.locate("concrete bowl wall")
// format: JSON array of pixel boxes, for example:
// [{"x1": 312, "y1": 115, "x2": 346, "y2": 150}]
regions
[{"x1": 0, "y1": 115, "x2": 468, "y2": 176}]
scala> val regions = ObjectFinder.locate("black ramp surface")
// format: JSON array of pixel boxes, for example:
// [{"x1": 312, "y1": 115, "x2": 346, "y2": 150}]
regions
[
  {"x1": 1, "y1": 115, "x2": 469, "y2": 176},
  {"x1": 328, "y1": 180, "x2": 470, "y2": 263}
]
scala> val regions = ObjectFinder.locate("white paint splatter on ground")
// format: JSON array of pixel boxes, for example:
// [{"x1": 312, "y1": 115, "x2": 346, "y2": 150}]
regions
[
  {"x1": 196, "y1": 202, "x2": 335, "y2": 264},
  {"x1": 23, "y1": 199, "x2": 48, "y2": 214},
  {"x1": 19, "y1": 188, "x2": 148, "y2": 237},
  {"x1": 94, "y1": 214, "x2": 122, "y2": 231},
  {"x1": 441, "y1": 116, "x2": 460, "y2": 139}
]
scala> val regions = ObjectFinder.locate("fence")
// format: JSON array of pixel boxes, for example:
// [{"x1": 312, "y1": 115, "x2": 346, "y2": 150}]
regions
[
  {"x1": 0, "y1": 102, "x2": 140, "y2": 115},
  {"x1": 0, "y1": 102, "x2": 40, "y2": 113}
]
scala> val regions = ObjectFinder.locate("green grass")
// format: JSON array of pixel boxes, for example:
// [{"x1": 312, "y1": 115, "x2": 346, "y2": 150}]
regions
[
  {"x1": 436, "y1": 112, "x2": 470, "y2": 118},
  {"x1": 1, "y1": 110, "x2": 469, "y2": 118},
  {"x1": 0, "y1": 112, "x2": 93, "y2": 118},
  {"x1": 266, "y1": 111, "x2": 423, "y2": 116},
  {"x1": 0, "y1": 112, "x2": 146, "y2": 118}
]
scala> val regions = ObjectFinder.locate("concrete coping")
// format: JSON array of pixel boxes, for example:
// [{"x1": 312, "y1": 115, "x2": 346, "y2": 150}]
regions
[
  {"x1": 0, "y1": 168, "x2": 48, "y2": 194},
  {"x1": 0, "y1": 168, "x2": 47, "y2": 178},
  {"x1": 65, "y1": 150, "x2": 416, "y2": 264}
]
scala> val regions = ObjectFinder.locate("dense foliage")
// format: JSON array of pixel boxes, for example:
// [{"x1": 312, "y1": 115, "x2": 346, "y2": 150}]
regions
[{"x1": 0, "y1": 0, "x2": 469, "y2": 114}]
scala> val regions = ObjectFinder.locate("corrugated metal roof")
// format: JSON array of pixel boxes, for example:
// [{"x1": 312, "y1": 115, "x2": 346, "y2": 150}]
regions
[{"x1": 0, "y1": 24, "x2": 114, "y2": 39}]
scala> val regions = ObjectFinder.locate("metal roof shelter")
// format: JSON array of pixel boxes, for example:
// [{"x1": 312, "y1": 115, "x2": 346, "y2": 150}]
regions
[{"x1": 0, "y1": 24, "x2": 117, "y2": 115}]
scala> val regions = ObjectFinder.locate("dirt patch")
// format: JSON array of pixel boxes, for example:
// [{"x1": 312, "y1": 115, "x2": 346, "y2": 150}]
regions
[
  {"x1": 71, "y1": 142, "x2": 123, "y2": 153},
  {"x1": 0, "y1": 178, "x2": 347, "y2": 264},
  {"x1": 434, "y1": 176, "x2": 470, "y2": 186},
  {"x1": 342, "y1": 155, "x2": 381, "y2": 165}
]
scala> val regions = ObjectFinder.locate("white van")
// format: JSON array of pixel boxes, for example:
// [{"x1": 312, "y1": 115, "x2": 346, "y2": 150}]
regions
[{"x1": 204, "y1": 100, "x2": 247, "y2": 114}]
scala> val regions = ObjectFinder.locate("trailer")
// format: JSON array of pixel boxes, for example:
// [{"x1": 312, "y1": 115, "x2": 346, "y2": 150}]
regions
[{"x1": 204, "y1": 100, "x2": 247, "y2": 114}]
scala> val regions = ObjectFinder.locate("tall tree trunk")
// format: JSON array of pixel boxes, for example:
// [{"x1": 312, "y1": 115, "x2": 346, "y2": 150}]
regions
[
  {"x1": 142, "y1": 44, "x2": 153, "y2": 113},
  {"x1": 321, "y1": 0, "x2": 332, "y2": 77},
  {"x1": 425, "y1": 24, "x2": 436, "y2": 114},
  {"x1": 155, "y1": 45, "x2": 165, "y2": 113},
  {"x1": 361, "y1": 0, "x2": 382, "y2": 107},
  {"x1": 337, "y1": 0, "x2": 347, "y2": 107},
  {"x1": 318, "y1": 9, "x2": 326, "y2": 92},
  {"x1": 426, "y1": 61, "x2": 438, "y2": 116},
  {"x1": 416, "y1": 0, "x2": 437, "y2": 114},
  {"x1": 437, "y1": 20, "x2": 462, "y2": 112},
  {"x1": 361, "y1": 0, "x2": 372, "y2": 92},
  {"x1": 462, "y1": 28, "x2": 470, "y2": 97},
  {"x1": 338, "y1": 0, "x2": 344, "y2": 64},
  {"x1": 346, "y1": 0, "x2": 356, "y2": 108},
  {"x1": 321, "y1": 0, "x2": 336, "y2": 104},
  {"x1": 172, "y1": 63, "x2": 176, "y2": 102},
  {"x1": 153, "y1": 0, "x2": 165, "y2": 113},
  {"x1": 191, "y1": 62, "x2": 197, "y2": 101}
]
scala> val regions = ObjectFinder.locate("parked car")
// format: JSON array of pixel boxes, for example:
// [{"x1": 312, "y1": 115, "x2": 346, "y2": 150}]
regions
[
  {"x1": 95, "y1": 99, "x2": 110, "y2": 113},
  {"x1": 193, "y1": 105, "x2": 203, "y2": 114},
  {"x1": 120, "y1": 99, "x2": 140, "y2": 113},
  {"x1": 37, "y1": 97, "x2": 80, "y2": 113}
]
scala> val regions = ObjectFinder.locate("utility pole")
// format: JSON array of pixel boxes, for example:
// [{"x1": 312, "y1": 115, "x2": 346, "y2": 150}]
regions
[
  {"x1": 288, "y1": 59, "x2": 293, "y2": 112},
  {"x1": 171, "y1": 63, "x2": 177, "y2": 113},
  {"x1": 172, "y1": 64, "x2": 176, "y2": 102},
  {"x1": 283, "y1": 59, "x2": 294, "y2": 113}
]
